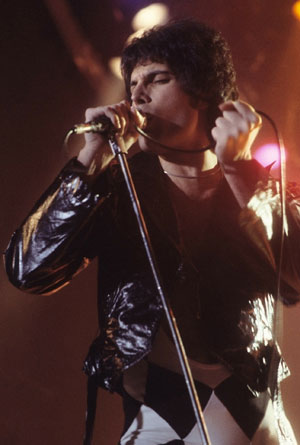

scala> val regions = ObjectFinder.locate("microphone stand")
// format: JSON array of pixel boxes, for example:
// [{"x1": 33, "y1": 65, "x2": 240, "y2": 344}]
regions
[{"x1": 108, "y1": 134, "x2": 211, "y2": 445}]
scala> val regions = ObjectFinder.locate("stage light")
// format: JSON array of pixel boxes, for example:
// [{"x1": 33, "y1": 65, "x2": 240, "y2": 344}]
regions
[
  {"x1": 253, "y1": 143, "x2": 286, "y2": 169},
  {"x1": 292, "y1": 1, "x2": 300, "y2": 21},
  {"x1": 132, "y1": 3, "x2": 169, "y2": 31},
  {"x1": 109, "y1": 57, "x2": 122, "y2": 79}
]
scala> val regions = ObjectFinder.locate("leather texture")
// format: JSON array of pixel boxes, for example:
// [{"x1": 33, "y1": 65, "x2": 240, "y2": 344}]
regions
[{"x1": 4, "y1": 153, "x2": 300, "y2": 443}]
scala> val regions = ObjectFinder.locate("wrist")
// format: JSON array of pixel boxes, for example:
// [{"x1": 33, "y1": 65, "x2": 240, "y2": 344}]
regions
[
  {"x1": 77, "y1": 146, "x2": 99, "y2": 168},
  {"x1": 78, "y1": 144, "x2": 115, "y2": 173},
  {"x1": 221, "y1": 159, "x2": 268, "y2": 207}
]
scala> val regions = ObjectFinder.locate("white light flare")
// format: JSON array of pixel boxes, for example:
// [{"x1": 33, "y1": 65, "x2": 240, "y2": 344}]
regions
[
  {"x1": 132, "y1": 3, "x2": 169, "y2": 31},
  {"x1": 253, "y1": 143, "x2": 286, "y2": 170},
  {"x1": 109, "y1": 56, "x2": 122, "y2": 79}
]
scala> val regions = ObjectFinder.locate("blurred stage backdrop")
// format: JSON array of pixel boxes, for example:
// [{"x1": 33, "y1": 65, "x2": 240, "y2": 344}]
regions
[{"x1": 1, "y1": 1, "x2": 300, "y2": 444}]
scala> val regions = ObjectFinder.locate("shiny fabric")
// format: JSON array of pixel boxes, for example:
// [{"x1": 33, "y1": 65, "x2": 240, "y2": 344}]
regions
[{"x1": 4, "y1": 153, "x2": 300, "y2": 443}]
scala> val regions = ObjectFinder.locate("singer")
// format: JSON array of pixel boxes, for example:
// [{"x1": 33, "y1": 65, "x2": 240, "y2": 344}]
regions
[{"x1": 5, "y1": 20, "x2": 300, "y2": 444}]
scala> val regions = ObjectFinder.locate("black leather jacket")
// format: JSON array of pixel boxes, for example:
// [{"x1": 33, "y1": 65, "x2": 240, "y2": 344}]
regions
[{"x1": 5, "y1": 153, "x2": 300, "y2": 397}]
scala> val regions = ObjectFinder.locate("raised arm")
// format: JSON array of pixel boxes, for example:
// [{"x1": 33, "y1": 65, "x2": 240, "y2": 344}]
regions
[
  {"x1": 4, "y1": 101, "x2": 144, "y2": 295},
  {"x1": 212, "y1": 100, "x2": 300, "y2": 304}
]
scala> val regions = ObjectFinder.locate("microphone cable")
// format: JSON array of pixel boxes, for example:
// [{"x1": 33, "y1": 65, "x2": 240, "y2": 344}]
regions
[
  {"x1": 65, "y1": 108, "x2": 287, "y2": 357},
  {"x1": 256, "y1": 110, "x2": 287, "y2": 396}
]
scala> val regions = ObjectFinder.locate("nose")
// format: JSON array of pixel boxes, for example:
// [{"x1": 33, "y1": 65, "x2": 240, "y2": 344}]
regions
[{"x1": 131, "y1": 83, "x2": 151, "y2": 106}]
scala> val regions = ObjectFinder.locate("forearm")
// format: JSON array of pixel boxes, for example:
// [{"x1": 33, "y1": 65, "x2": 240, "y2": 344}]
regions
[
  {"x1": 221, "y1": 158, "x2": 269, "y2": 208},
  {"x1": 77, "y1": 141, "x2": 115, "y2": 171}
]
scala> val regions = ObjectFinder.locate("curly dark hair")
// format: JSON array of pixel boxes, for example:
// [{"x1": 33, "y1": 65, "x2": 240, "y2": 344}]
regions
[{"x1": 121, "y1": 19, "x2": 239, "y2": 127}]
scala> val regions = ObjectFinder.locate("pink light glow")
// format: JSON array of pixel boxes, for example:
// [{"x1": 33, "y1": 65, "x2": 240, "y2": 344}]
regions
[{"x1": 253, "y1": 143, "x2": 286, "y2": 169}]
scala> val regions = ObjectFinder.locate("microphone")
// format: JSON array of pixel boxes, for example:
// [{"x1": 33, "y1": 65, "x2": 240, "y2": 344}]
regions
[{"x1": 71, "y1": 116, "x2": 115, "y2": 135}]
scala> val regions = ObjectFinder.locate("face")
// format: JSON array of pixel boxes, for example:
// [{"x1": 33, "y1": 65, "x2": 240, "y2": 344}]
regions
[{"x1": 130, "y1": 61, "x2": 208, "y2": 154}]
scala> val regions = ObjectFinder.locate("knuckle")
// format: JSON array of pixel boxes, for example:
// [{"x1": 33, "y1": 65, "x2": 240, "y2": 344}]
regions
[
  {"x1": 215, "y1": 116, "x2": 224, "y2": 126},
  {"x1": 85, "y1": 108, "x2": 94, "y2": 119},
  {"x1": 107, "y1": 106, "x2": 121, "y2": 119},
  {"x1": 85, "y1": 106, "x2": 106, "y2": 121},
  {"x1": 211, "y1": 127, "x2": 220, "y2": 139}
]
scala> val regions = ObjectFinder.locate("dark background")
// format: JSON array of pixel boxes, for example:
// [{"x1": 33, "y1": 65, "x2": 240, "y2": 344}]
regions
[{"x1": 1, "y1": 1, "x2": 300, "y2": 443}]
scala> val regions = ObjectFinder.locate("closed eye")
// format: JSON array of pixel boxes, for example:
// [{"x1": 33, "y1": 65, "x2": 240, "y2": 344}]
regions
[
  {"x1": 130, "y1": 70, "x2": 173, "y2": 92},
  {"x1": 153, "y1": 78, "x2": 170, "y2": 84}
]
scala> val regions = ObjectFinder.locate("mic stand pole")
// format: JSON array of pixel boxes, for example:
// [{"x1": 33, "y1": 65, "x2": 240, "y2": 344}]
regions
[{"x1": 108, "y1": 135, "x2": 211, "y2": 445}]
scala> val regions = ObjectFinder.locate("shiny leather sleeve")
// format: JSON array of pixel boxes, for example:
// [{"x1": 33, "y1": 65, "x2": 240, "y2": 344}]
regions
[
  {"x1": 4, "y1": 158, "x2": 112, "y2": 295},
  {"x1": 235, "y1": 163, "x2": 300, "y2": 305}
]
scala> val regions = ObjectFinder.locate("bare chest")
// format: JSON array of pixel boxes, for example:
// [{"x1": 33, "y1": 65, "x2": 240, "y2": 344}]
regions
[{"x1": 165, "y1": 171, "x2": 222, "y2": 260}]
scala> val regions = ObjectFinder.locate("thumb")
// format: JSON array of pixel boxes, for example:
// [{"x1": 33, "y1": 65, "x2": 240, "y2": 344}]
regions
[{"x1": 131, "y1": 107, "x2": 147, "y2": 129}]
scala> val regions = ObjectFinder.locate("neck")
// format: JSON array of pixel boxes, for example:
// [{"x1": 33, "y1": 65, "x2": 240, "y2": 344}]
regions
[{"x1": 159, "y1": 149, "x2": 218, "y2": 178}]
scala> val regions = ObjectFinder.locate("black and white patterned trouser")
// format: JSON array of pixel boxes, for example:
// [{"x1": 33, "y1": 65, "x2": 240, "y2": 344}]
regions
[{"x1": 119, "y1": 363, "x2": 285, "y2": 445}]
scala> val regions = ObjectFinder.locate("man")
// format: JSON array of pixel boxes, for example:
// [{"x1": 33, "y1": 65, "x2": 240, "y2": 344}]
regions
[{"x1": 5, "y1": 20, "x2": 300, "y2": 444}]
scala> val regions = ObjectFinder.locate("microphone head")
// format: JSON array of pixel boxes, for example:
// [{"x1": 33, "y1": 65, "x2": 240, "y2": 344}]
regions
[{"x1": 72, "y1": 116, "x2": 115, "y2": 135}]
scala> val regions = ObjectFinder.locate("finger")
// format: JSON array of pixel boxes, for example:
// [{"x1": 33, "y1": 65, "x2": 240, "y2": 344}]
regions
[
  {"x1": 117, "y1": 101, "x2": 132, "y2": 135},
  {"x1": 107, "y1": 101, "x2": 133, "y2": 136},
  {"x1": 220, "y1": 100, "x2": 261, "y2": 127},
  {"x1": 131, "y1": 107, "x2": 147, "y2": 129},
  {"x1": 211, "y1": 123, "x2": 232, "y2": 144},
  {"x1": 221, "y1": 111, "x2": 251, "y2": 134},
  {"x1": 214, "y1": 116, "x2": 241, "y2": 138},
  {"x1": 219, "y1": 99, "x2": 255, "y2": 113},
  {"x1": 85, "y1": 106, "x2": 106, "y2": 122},
  {"x1": 232, "y1": 101, "x2": 261, "y2": 127},
  {"x1": 108, "y1": 106, "x2": 125, "y2": 135},
  {"x1": 84, "y1": 106, "x2": 121, "y2": 133}
]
